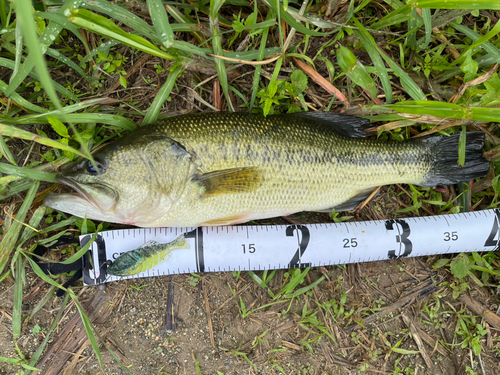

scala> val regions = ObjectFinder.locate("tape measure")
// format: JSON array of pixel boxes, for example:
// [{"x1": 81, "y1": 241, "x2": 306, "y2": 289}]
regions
[{"x1": 81, "y1": 209, "x2": 500, "y2": 286}]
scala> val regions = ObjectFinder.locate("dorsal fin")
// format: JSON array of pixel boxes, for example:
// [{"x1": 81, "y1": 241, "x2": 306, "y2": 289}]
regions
[{"x1": 285, "y1": 112, "x2": 373, "y2": 138}]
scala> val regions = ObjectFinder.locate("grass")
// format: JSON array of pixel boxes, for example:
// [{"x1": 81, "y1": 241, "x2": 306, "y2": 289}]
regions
[{"x1": 0, "y1": 0, "x2": 499, "y2": 373}]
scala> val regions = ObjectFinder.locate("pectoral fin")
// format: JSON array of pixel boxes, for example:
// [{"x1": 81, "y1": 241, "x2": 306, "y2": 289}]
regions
[{"x1": 194, "y1": 167, "x2": 263, "y2": 197}]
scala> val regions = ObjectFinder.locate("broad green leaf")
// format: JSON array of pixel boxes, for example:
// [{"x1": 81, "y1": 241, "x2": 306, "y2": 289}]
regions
[
  {"x1": 47, "y1": 115, "x2": 69, "y2": 138},
  {"x1": 337, "y1": 47, "x2": 377, "y2": 99},
  {"x1": 450, "y1": 254, "x2": 471, "y2": 279}
]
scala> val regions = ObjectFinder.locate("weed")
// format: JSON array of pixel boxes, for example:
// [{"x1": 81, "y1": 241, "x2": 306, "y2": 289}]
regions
[
  {"x1": 455, "y1": 313, "x2": 488, "y2": 356},
  {"x1": 187, "y1": 273, "x2": 201, "y2": 287},
  {"x1": 421, "y1": 297, "x2": 450, "y2": 329},
  {"x1": 256, "y1": 70, "x2": 308, "y2": 116}
]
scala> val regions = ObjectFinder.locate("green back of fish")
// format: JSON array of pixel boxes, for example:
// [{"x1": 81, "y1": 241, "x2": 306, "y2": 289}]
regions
[
  {"x1": 133, "y1": 113, "x2": 431, "y2": 226},
  {"x1": 92, "y1": 112, "x2": 486, "y2": 227}
]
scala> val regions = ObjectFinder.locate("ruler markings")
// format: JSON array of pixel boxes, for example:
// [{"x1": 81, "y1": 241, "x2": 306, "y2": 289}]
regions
[{"x1": 82, "y1": 209, "x2": 500, "y2": 285}]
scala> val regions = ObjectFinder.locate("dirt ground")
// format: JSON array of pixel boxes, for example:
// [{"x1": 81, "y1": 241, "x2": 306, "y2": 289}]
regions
[{"x1": 1, "y1": 192, "x2": 500, "y2": 375}]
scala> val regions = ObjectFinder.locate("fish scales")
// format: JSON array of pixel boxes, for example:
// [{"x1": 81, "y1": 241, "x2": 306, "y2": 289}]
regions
[
  {"x1": 43, "y1": 112, "x2": 489, "y2": 227},
  {"x1": 142, "y1": 113, "x2": 431, "y2": 226}
]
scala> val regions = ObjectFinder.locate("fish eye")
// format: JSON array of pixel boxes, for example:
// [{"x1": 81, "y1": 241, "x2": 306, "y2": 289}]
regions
[{"x1": 86, "y1": 161, "x2": 106, "y2": 175}]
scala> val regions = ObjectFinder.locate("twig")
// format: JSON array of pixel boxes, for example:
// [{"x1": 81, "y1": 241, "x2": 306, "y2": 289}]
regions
[
  {"x1": 291, "y1": 56, "x2": 349, "y2": 109},
  {"x1": 401, "y1": 314, "x2": 433, "y2": 368},
  {"x1": 458, "y1": 295, "x2": 500, "y2": 330},
  {"x1": 344, "y1": 280, "x2": 436, "y2": 332},
  {"x1": 206, "y1": 52, "x2": 282, "y2": 66},
  {"x1": 203, "y1": 280, "x2": 215, "y2": 347}
]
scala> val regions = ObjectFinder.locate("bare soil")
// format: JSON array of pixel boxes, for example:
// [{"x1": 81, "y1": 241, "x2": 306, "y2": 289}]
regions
[{"x1": 1, "y1": 193, "x2": 500, "y2": 375}]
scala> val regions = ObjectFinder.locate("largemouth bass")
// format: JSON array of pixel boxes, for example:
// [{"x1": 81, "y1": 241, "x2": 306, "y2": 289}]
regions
[{"x1": 44, "y1": 112, "x2": 489, "y2": 227}]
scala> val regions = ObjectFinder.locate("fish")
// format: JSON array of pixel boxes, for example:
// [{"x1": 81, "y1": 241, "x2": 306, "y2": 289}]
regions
[
  {"x1": 43, "y1": 112, "x2": 489, "y2": 227},
  {"x1": 107, "y1": 235, "x2": 189, "y2": 276}
]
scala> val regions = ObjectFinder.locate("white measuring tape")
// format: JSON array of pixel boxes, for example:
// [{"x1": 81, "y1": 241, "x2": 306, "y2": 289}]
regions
[{"x1": 81, "y1": 209, "x2": 500, "y2": 286}]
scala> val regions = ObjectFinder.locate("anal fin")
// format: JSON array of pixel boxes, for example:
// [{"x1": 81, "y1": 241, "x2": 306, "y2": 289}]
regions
[
  {"x1": 201, "y1": 214, "x2": 251, "y2": 226},
  {"x1": 322, "y1": 188, "x2": 380, "y2": 213}
]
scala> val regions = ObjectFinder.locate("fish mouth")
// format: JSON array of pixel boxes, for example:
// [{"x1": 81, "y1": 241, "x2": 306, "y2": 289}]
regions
[
  {"x1": 54, "y1": 175, "x2": 99, "y2": 210},
  {"x1": 50, "y1": 175, "x2": 118, "y2": 212}
]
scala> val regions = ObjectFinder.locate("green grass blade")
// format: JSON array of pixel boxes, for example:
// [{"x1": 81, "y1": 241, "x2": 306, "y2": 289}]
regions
[
  {"x1": 0, "y1": 181, "x2": 40, "y2": 277},
  {"x1": 37, "y1": 11, "x2": 90, "y2": 48},
  {"x1": 13, "y1": 20, "x2": 23, "y2": 80},
  {"x1": 0, "y1": 0, "x2": 10, "y2": 28},
  {"x1": 28, "y1": 97, "x2": 116, "y2": 117},
  {"x1": 9, "y1": 113, "x2": 137, "y2": 131},
  {"x1": 20, "y1": 206, "x2": 46, "y2": 243},
  {"x1": 376, "y1": 101, "x2": 500, "y2": 122},
  {"x1": 0, "y1": 179, "x2": 33, "y2": 200},
  {"x1": 0, "y1": 163, "x2": 56, "y2": 182},
  {"x1": 210, "y1": 0, "x2": 234, "y2": 112},
  {"x1": 13, "y1": 254, "x2": 24, "y2": 339},
  {"x1": 23, "y1": 293, "x2": 70, "y2": 375},
  {"x1": 406, "y1": 8, "x2": 417, "y2": 51},
  {"x1": 469, "y1": 107, "x2": 500, "y2": 122},
  {"x1": 0, "y1": 57, "x2": 79, "y2": 103},
  {"x1": 68, "y1": 8, "x2": 175, "y2": 61},
  {"x1": 0, "y1": 135, "x2": 16, "y2": 165},
  {"x1": 265, "y1": 0, "x2": 334, "y2": 37},
  {"x1": 0, "y1": 123, "x2": 87, "y2": 158},
  {"x1": 370, "y1": 5, "x2": 412, "y2": 30},
  {"x1": 12, "y1": 207, "x2": 46, "y2": 340},
  {"x1": 249, "y1": 15, "x2": 271, "y2": 111},
  {"x1": 142, "y1": 63, "x2": 184, "y2": 125},
  {"x1": 85, "y1": 0, "x2": 159, "y2": 43},
  {"x1": 0, "y1": 77, "x2": 48, "y2": 114},
  {"x1": 73, "y1": 298, "x2": 103, "y2": 368},
  {"x1": 352, "y1": 18, "x2": 392, "y2": 103},
  {"x1": 408, "y1": 0, "x2": 500, "y2": 9},
  {"x1": 5, "y1": 0, "x2": 84, "y2": 97},
  {"x1": 377, "y1": 47, "x2": 426, "y2": 100},
  {"x1": 45, "y1": 48, "x2": 89, "y2": 81},
  {"x1": 147, "y1": 0, "x2": 174, "y2": 48},
  {"x1": 16, "y1": 0, "x2": 65, "y2": 112},
  {"x1": 421, "y1": 8, "x2": 432, "y2": 49},
  {"x1": 451, "y1": 22, "x2": 500, "y2": 64}
]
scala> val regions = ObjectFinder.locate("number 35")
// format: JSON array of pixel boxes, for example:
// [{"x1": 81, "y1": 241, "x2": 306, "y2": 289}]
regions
[{"x1": 444, "y1": 231, "x2": 458, "y2": 241}]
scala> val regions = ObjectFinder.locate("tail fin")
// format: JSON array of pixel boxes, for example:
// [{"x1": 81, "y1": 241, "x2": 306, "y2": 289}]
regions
[{"x1": 420, "y1": 132, "x2": 489, "y2": 187}]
